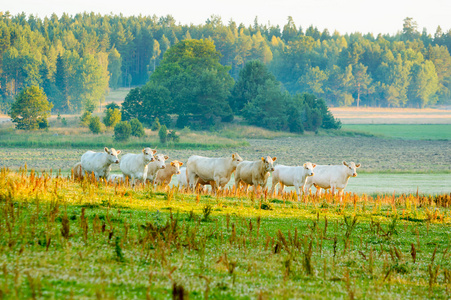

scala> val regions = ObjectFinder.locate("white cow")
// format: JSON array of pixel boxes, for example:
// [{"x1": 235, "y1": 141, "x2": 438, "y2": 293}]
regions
[
  {"x1": 304, "y1": 161, "x2": 361, "y2": 196},
  {"x1": 81, "y1": 147, "x2": 121, "y2": 180},
  {"x1": 235, "y1": 156, "x2": 277, "y2": 193},
  {"x1": 177, "y1": 167, "x2": 215, "y2": 192},
  {"x1": 120, "y1": 147, "x2": 156, "y2": 186},
  {"x1": 146, "y1": 154, "x2": 169, "y2": 184},
  {"x1": 270, "y1": 162, "x2": 316, "y2": 197},
  {"x1": 177, "y1": 167, "x2": 189, "y2": 189},
  {"x1": 186, "y1": 153, "x2": 243, "y2": 192}
]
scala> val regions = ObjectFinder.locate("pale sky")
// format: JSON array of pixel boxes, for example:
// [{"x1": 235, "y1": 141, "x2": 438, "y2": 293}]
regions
[{"x1": 3, "y1": 0, "x2": 451, "y2": 36}]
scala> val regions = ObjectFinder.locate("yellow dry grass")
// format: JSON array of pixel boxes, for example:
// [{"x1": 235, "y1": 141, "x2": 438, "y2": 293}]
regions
[{"x1": 330, "y1": 107, "x2": 451, "y2": 124}]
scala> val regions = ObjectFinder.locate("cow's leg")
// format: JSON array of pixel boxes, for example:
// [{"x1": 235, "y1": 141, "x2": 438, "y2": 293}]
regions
[
  {"x1": 269, "y1": 181, "x2": 277, "y2": 197},
  {"x1": 294, "y1": 184, "x2": 301, "y2": 200},
  {"x1": 279, "y1": 183, "x2": 285, "y2": 196}
]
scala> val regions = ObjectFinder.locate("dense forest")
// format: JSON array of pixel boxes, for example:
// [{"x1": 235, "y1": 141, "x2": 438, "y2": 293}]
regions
[{"x1": 0, "y1": 11, "x2": 451, "y2": 114}]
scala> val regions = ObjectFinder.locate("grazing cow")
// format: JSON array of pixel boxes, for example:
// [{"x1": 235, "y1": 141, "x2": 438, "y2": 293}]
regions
[
  {"x1": 304, "y1": 161, "x2": 361, "y2": 196},
  {"x1": 120, "y1": 147, "x2": 156, "y2": 186},
  {"x1": 155, "y1": 160, "x2": 184, "y2": 186},
  {"x1": 72, "y1": 162, "x2": 84, "y2": 181},
  {"x1": 270, "y1": 162, "x2": 316, "y2": 197},
  {"x1": 81, "y1": 147, "x2": 121, "y2": 180},
  {"x1": 186, "y1": 153, "x2": 243, "y2": 192},
  {"x1": 146, "y1": 154, "x2": 169, "y2": 184},
  {"x1": 235, "y1": 156, "x2": 277, "y2": 193}
]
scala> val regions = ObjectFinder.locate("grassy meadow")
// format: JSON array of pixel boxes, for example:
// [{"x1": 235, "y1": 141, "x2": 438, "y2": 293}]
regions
[
  {"x1": 342, "y1": 124, "x2": 451, "y2": 140},
  {"x1": 1, "y1": 168, "x2": 451, "y2": 299}
]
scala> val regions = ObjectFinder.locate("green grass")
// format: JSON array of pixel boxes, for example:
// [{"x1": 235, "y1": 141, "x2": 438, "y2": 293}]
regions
[
  {"x1": 342, "y1": 124, "x2": 451, "y2": 140},
  {"x1": 1, "y1": 169, "x2": 451, "y2": 299}
]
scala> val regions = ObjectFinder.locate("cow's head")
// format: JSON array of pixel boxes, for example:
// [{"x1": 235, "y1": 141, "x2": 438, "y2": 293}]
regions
[
  {"x1": 142, "y1": 147, "x2": 157, "y2": 164},
  {"x1": 104, "y1": 147, "x2": 121, "y2": 164},
  {"x1": 231, "y1": 153, "x2": 243, "y2": 166},
  {"x1": 343, "y1": 161, "x2": 361, "y2": 177},
  {"x1": 261, "y1": 156, "x2": 277, "y2": 172},
  {"x1": 154, "y1": 154, "x2": 169, "y2": 169},
  {"x1": 171, "y1": 160, "x2": 183, "y2": 175},
  {"x1": 303, "y1": 162, "x2": 316, "y2": 177}
]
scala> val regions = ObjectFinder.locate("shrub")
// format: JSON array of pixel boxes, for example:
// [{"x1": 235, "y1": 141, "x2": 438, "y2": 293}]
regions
[
  {"x1": 89, "y1": 116, "x2": 102, "y2": 134},
  {"x1": 168, "y1": 130, "x2": 180, "y2": 143},
  {"x1": 103, "y1": 108, "x2": 121, "y2": 128},
  {"x1": 130, "y1": 118, "x2": 145, "y2": 137},
  {"x1": 158, "y1": 125, "x2": 168, "y2": 144},
  {"x1": 151, "y1": 117, "x2": 161, "y2": 131},
  {"x1": 10, "y1": 86, "x2": 53, "y2": 130},
  {"x1": 80, "y1": 111, "x2": 92, "y2": 127},
  {"x1": 114, "y1": 121, "x2": 132, "y2": 141}
]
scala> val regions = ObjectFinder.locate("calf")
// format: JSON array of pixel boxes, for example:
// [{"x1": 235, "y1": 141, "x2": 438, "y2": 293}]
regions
[
  {"x1": 235, "y1": 156, "x2": 276, "y2": 193},
  {"x1": 81, "y1": 147, "x2": 121, "y2": 180},
  {"x1": 155, "y1": 160, "x2": 183, "y2": 186},
  {"x1": 120, "y1": 147, "x2": 156, "y2": 186},
  {"x1": 270, "y1": 162, "x2": 316, "y2": 197},
  {"x1": 304, "y1": 161, "x2": 361, "y2": 196},
  {"x1": 146, "y1": 154, "x2": 169, "y2": 184},
  {"x1": 186, "y1": 153, "x2": 243, "y2": 192}
]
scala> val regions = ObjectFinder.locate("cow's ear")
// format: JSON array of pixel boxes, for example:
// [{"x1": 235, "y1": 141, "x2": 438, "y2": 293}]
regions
[
  {"x1": 152, "y1": 149, "x2": 157, "y2": 154},
  {"x1": 179, "y1": 162, "x2": 184, "y2": 166},
  {"x1": 232, "y1": 154, "x2": 235, "y2": 159},
  {"x1": 171, "y1": 161, "x2": 175, "y2": 166},
  {"x1": 261, "y1": 157, "x2": 265, "y2": 162},
  {"x1": 104, "y1": 147, "x2": 109, "y2": 153},
  {"x1": 313, "y1": 164, "x2": 317, "y2": 168},
  {"x1": 303, "y1": 163, "x2": 306, "y2": 168},
  {"x1": 342, "y1": 161, "x2": 348, "y2": 166},
  {"x1": 272, "y1": 157, "x2": 277, "y2": 162},
  {"x1": 356, "y1": 163, "x2": 361, "y2": 168},
  {"x1": 142, "y1": 148, "x2": 146, "y2": 154},
  {"x1": 116, "y1": 150, "x2": 121, "y2": 155},
  {"x1": 164, "y1": 155, "x2": 169, "y2": 160}
]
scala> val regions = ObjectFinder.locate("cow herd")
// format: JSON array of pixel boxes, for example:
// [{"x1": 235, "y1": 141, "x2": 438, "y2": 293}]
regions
[{"x1": 73, "y1": 146, "x2": 361, "y2": 197}]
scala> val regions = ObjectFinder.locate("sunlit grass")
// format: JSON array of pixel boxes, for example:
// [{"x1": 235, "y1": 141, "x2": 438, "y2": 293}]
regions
[{"x1": 1, "y1": 168, "x2": 451, "y2": 298}]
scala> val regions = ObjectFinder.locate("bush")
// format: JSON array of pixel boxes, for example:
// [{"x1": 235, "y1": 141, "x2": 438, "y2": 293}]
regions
[
  {"x1": 168, "y1": 130, "x2": 180, "y2": 143},
  {"x1": 103, "y1": 108, "x2": 121, "y2": 128},
  {"x1": 130, "y1": 118, "x2": 145, "y2": 137},
  {"x1": 89, "y1": 116, "x2": 102, "y2": 134},
  {"x1": 151, "y1": 117, "x2": 161, "y2": 131},
  {"x1": 158, "y1": 125, "x2": 168, "y2": 144},
  {"x1": 114, "y1": 121, "x2": 132, "y2": 141},
  {"x1": 80, "y1": 111, "x2": 92, "y2": 127},
  {"x1": 10, "y1": 86, "x2": 53, "y2": 130}
]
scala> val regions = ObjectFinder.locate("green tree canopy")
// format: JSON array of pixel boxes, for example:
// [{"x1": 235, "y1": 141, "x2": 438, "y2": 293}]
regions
[
  {"x1": 148, "y1": 39, "x2": 234, "y2": 128},
  {"x1": 229, "y1": 60, "x2": 280, "y2": 114},
  {"x1": 10, "y1": 86, "x2": 53, "y2": 130}
]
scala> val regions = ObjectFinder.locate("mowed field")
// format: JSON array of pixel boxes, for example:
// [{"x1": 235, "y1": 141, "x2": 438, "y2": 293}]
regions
[{"x1": 329, "y1": 107, "x2": 451, "y2": 124}]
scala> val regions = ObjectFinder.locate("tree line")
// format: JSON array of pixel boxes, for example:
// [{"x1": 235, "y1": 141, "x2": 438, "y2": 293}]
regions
[{"x1": 0, "y1": 12, "x2": 450, "y2": 114}]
